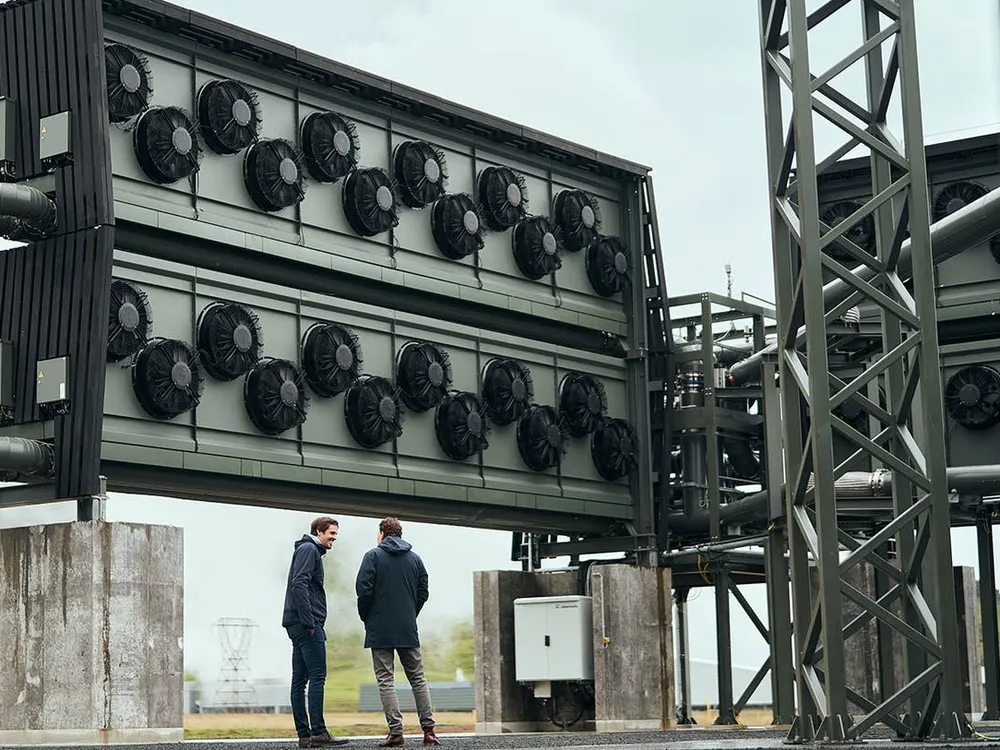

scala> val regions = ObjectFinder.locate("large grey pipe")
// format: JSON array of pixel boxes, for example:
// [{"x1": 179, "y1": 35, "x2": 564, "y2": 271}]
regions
[
  {"x1": 0, "y1": 437, "x2": 55, "y2": 478},
  {"x1": 729, "y1": 188, "x2": 1000, "y2": 385},
  {"x1": 0, "y1": 183, "x2": 56, "y2": 238},
  {"x1": 666, "y1": 464, "x2": 1000, "y2": 537}
]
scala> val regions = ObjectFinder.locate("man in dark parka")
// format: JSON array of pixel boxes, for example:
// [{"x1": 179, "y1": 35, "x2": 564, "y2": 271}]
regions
[{"x1": 355, "y1": 517, "x2": 440, "y2": 747}]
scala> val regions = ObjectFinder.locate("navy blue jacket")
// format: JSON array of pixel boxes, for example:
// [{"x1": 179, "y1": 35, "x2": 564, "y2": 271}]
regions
[
  {"x1": 282, "y1": 535, "x2": 328, "y2": 631},
  {"x1": 355, "y1": 536, "x2": 429, "y2": 649}
]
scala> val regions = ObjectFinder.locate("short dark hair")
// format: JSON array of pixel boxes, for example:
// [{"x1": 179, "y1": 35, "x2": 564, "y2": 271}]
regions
[
  {"x1": 311, "y1": 516, "x2": 339, "y2": 535},
  {"x1": 379, "y1": 517, "x2": 403, "y2": 538}
]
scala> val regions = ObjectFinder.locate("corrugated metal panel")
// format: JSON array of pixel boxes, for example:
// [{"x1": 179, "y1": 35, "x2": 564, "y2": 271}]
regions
[{"x1": 0, "y1": 0, "x2": 113, "y2": 498}]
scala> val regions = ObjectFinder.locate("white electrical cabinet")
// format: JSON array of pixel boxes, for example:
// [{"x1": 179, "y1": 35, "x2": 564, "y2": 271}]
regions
[{"x1": 513, "y1": 595, "x2": 594, "y2": 682}]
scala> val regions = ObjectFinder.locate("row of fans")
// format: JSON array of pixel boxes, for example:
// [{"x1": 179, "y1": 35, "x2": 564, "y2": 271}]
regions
[
  {"x1": 107, "y1": 279, "x2": 638, "y2": 479},
  {"x1": 106, "y1": 43, "x2": 628, "y2": 297},
  {"x1": 822, "y1": 180, "x2": 999, "y2": 264}
]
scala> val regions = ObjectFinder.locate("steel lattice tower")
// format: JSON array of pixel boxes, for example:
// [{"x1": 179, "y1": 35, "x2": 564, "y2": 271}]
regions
[{"x1": 757, "y1": 0, "x2": 969, "y2": 741}]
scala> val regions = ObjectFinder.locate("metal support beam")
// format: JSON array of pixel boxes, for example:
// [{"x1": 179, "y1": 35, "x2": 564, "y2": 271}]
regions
[
  {"x1": 765, "y1": 528, "x2": 795, "y2": 725},
  {"x1": 757, "y1": 0, "x2": 968, "y2": 741},
  {"x1": 673, "y1": 586, "x2": 696, "y2": 725},
  {"x1": 978, "y1": 515, "x2": 1000, "y2": 720}
]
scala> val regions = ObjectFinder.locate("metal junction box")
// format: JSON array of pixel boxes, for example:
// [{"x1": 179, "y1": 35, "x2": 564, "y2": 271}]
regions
[{"x1": 513, "y1": 596, "x2": 594, "y2": 683}]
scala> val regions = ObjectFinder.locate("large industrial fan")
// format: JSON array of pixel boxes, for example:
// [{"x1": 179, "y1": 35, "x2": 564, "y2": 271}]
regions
[
  {"x1": 478, "y1": 166, "x2": 528, "y2": 231},
  {"x1": 481, "y1": 358, "x2": 534, "y2": 426},
  {"x1": 435, "y1": 391, "x2": 491, "y2": 461},
  {"x1": 343, "y1": 167, "x2": 401, "y2": 237},
  {"x1": 133, "y1": 106, "x2": 202, "y2": 184},
  {"x1": 197, "y1": 78, "x2": 261, "y2": 155},
  {"x1": 244, "y1": 358, "x2": 310, "y2": 435},
  {"x1": 513, "y1": 216, "x2": 563, "y2": 280},
  {"x1": 197, "y1": 302, "x2": 264, "y2": 381},
  {"x1": 394, "y1": 140, "x2": 448, "y2": 209},
  {"x1": 300, "y1": 323, "x2": 363, "y2": 397},
  {"x1": 944, "y1": 365, "x2": 1000, "y2": 431},
  {"x1": 396, "y1": 341, "x2": 452, "y2": 412},
  {"x1": 431, "y1": 193, "x2": 485, "y2": 260},
  {"x1": 933, "y1": 181, "x2": 988, "y2": 223},
  {"x1": 516, "y1": 404, "x2": 567, "y2": 471},
  {"x1": 107, "y1": 279, "x2": 153, "y2": 363},
  {"x1": 243, "y1": 138, "x2": 307, "y2": 212},
  {"x1": 131, "y1": 338, "x2": 205, "y2": 420},
  {"x1": 590, "y1": 418, "x2": 638, "y2": 481},
  {"x1": 558, "y1": 372, "x2": 607, "y2": 438},
  {"x1": 586, "y1": 236, "x2": 630, "y2": 297},
  {"x1": 820, "y1": 200, "x2": 875, "y2": 262},
  {"x1": 105, "y1": 43, "x2": 152, "y2": 123},
  {"x1": 553, "y1": 189, "x2": 602, "y2": 252},
  {"x1": 299, "y1": 111, "x2": 360, "y2": 183},
  {"x1": 344, "y1": 375, "x2": 405, "y2": 449}
]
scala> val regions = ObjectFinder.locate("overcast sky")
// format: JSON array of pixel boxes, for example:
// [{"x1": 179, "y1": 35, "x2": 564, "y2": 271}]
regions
[{"x1": 3, "y1": 0, "x2": 1000, "y2": 701}]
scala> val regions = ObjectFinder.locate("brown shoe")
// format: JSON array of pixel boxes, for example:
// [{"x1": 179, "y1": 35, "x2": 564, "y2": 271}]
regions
[
  {"x1": 377, "y1": 734, "x2": 404, "y2": 747},
  {"x1": 421, "y1": 727, "x2": 439, "y2": 746},
  {"x1": 310, "y1": 732, "x2": 349, "y2": 747}
]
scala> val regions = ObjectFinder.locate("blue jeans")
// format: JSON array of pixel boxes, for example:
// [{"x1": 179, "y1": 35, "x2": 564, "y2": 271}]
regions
[{"x1": 287, "y1": 624, "x2": 327, "y2": 737}]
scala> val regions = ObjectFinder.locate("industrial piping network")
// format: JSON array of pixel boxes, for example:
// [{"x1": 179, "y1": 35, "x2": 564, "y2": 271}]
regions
[
  {"x1": 0, "y1": 183, "x2": 57, "y2": 478},
  {"x1": 667, "y1": 186, "x2": 1000, "y2": 538}
]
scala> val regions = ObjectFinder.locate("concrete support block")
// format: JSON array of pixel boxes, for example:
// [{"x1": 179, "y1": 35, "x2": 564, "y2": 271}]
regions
[
  {"x1": 590, "y1": 564, "x2": 674, "y2": 732},
  {"x1": 0, "y1": 521, "x2": 184, "y2": 744},
  {"x1": 954, "y1": 565, "x2": 985, "y2": 716},
  {"x1": 473, "y1": 569, "x2": 576, "y2": 733}
]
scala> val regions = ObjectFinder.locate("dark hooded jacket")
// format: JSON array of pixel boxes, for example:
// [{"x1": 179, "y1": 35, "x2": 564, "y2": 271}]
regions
[
  {"x1": 282, "y1": 535, "x2": 328, "y2": 631},
  {"x1": 355, "y1": 535, "x2": 428, "y2": 649}
]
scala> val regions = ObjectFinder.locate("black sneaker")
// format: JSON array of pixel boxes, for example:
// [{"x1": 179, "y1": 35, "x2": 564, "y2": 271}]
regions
[
  {"x1": 311, "y1": 732, "x2": 349, "y2": 747},
  {"x1": 298, "y1": 738, "x2": 312, "y2": 748}
]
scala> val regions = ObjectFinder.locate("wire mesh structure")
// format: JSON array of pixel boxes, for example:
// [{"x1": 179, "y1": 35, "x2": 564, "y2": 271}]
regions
[
  {"x1": 757, "y1": 0, "x2": 968, "y2": 741},
  {"x1": 213, "y1": 617, "x2": 259, "y2": 713}
]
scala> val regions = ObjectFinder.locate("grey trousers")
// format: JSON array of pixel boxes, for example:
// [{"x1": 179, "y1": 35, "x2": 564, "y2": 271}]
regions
[{"x1": 371, "y1": 647, "x2": 435, "y2": 734}]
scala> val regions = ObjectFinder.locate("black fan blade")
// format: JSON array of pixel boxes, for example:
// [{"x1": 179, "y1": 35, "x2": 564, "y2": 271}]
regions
[{"x1": 301, "y1": 111, "x2": 360, "y2": 183}]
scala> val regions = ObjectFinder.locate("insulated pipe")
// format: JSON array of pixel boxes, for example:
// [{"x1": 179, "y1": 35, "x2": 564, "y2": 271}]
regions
[
  {"x1": 0, "y1": 183, "x2": 56, "y2": 236},
  {"x1": 666, "y1": 464, "x2": 1000, "y2": 537},
  {"x1": 0, "y1": 437, "x2": 55, "y2": 477},
  {"x1": 728, "y1": 188, "x2": 1000, "y2": 385}
]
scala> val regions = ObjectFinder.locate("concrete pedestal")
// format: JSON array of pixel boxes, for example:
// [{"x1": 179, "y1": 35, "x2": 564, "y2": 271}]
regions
[
  {"x1": 0, "y1": 521, "x2": 184, "y2": 744},
  {"x1": 590, "y1": 564, "x2": 674, "y2": 732}
]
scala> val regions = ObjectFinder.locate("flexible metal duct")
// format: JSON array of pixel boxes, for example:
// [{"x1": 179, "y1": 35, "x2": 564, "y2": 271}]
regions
[
  {"x1": 0, "y1": 437, "x2": 55, "y2": 478},
  {"x1": 728, "y1": 187, "x2": 1000, "y2": 385},
  {"x1": 0, "y1": 183, "x2": 57, "y2": 239}
]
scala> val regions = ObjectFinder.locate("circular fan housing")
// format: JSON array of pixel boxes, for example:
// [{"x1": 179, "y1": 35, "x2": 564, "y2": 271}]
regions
[
  {"x1": 591, "y1": 418, "x2": 639, "y2": 481},
  {"x1": 513, "y1": 216, "x2": 563, "y2": 280},
  {"x1": 133, "y1": 106, "x2": 202, "y2": 185},
  {"x1": 934, "y1": 181, "x2": 988, "y2": 223},
  {"x1": 554, "y1": 189, "x2": 602, "y2": 253},
  {"x1": 944, "y1": 365, "x2": 1000, "y2": 431},
  {"x1": 343, "y1": 167, "x2": 400, "y2": 237},
  {"x1": 243, "y1": 138, "x2": 307, "y2": 212},
  {"x1": 431, "y1": 193, "x2": 484, "y2": 260},
  {"x1": 197, "y1": 79, "x2": 261, "y2": 155},
  {"x1": 478, "y1": 166, "x2": 528, "y2": 231},
  {"x1": 586, "y1": 236, "x2": 630, "y2": 297},
  {"x1": 300, "y1": 111, "x2": 359, "y2": 183},
  {"x1": 396, "y1": 341, "x2": 452, "y2": 413},
  {"x1": 516, "y1": 404, "x2": 567, "y2": 471},
  {"x1": 244, "y1": 358, "x2": 310, "y2": 435},
  {"x1": 394, "y1": 140, "x2": 448, "y2": 209},
  {"x1": 435, "y1": 391, "x2": 491, "y2": 461},
  {"x1": 481, "y1": 358, "x2": 534, "y2": 426},
  {"x1": 197, "y1": 301, "x2": 264, "y2": 381},
  {"x1": 301, "y1": 322, "x2": 363, "y2": 397},
  {"x1": 107, "y1": 279, "x2": 153, "y2": 363},
  {"x1": 344, "y1": 375, "x2": 405, "y2": 449},
  {"x1": 105, "y1": 43, "x2": 153, "y2": 123},
  {"x1": 558, "y1": 372, "x2": 608, "y2": 438},
  {"x1": 131, "y1": 338, "x2": 204, "y2": 420},
  {"x1": 820, "y1": 201, "x2": 875, "y2": 261}
]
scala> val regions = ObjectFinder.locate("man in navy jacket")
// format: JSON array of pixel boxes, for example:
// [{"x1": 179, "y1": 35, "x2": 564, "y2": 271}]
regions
[
  {"x1": 282, "y1": 516, "x2": 349, "y2": 748},
  {"x1": 355, "y1": 517, "x2": 440, "y2": 747}
]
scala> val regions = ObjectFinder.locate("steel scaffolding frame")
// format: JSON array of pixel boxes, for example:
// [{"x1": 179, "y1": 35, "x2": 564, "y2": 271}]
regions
[{"x1": 758, "y1": 0, "x2": 968, "y2": 741}]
